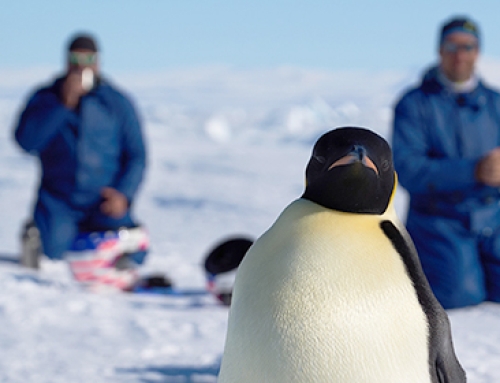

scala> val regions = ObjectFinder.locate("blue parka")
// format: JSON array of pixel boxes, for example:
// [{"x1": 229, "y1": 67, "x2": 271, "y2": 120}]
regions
[
  {"x1": 15, "y1": 76, "x2": 146, "y2": 210},
  {"x1": 14, "y1": 75, "x2": 146, "y2": 259},
  {"x1": 392, "y1": 66, "x2": 500, "y2": 308},
  {"x1": 393, "y1": 66, "x2": 500, "y2": 227}
]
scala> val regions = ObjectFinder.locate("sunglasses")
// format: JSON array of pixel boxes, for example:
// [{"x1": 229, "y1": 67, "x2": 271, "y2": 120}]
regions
[
  {"x1": 442, "y1": 42, "x2": 478, "y2": 54},
  {"x1": 68, "y1": 52, "x2": 98, "y2": 66}
]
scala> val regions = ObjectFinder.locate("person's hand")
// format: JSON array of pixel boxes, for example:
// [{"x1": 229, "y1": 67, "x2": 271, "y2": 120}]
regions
[
  {"x1": 61, "y1": 70, "x2": 88, "y2": 109},
  {"x1": 475, "y1": 148, "x2": 500, "y2": 187},
  {"x1": 100, "y1": 187, "x2": 128, "y2": 219}
]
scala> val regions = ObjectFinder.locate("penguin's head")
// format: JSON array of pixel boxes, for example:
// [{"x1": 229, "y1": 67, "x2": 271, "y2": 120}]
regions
[{"x1": 302, "y1": 127, "x2": 395, "y2": 215}]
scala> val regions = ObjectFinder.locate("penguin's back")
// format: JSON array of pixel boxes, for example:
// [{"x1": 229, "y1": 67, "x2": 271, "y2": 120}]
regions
[{"x1": 218, "y1": 198, "x2": 430, "y2": 383}]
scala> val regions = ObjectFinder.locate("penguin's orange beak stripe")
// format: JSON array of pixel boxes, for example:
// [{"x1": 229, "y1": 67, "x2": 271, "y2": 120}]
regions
[{"x1": 328, "y1": 154, "x2": 379, "y2": 175}]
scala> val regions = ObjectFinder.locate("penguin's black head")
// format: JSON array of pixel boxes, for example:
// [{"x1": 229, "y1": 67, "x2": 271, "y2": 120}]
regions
[{"x1": 302, "y1": 127, "x2": 395, "y2": 215}]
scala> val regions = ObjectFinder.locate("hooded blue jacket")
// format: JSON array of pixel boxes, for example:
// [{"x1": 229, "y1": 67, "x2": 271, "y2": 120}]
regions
[
  {"x1": 15, "y1": 76, "x2": 146, "y2": 210},
  {"x1": 393, "y1": 66, "x2": 500, "y2": 229}
]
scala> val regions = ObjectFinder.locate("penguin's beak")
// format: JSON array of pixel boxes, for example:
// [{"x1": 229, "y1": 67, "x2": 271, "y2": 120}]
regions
[{"x1": 328, "y1": 145, "x2": 379, "y2": 175}]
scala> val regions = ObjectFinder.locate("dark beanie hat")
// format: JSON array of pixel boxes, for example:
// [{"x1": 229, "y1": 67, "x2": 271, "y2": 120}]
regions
[
  {"x1": 68, "y1": 33, "x2": 99, "y2": 52},
  {"x1": 439, "y1": 16, "x2": 480, "y2": 46}
]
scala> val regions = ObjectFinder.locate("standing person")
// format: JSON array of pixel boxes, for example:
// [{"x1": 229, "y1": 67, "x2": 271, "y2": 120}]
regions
[
  {"x1": 14, "y1": 33, "x2": 148, "y2": 286},
  {"x1": 392, "y1": 16, "x2": 500, "y2": 309}
]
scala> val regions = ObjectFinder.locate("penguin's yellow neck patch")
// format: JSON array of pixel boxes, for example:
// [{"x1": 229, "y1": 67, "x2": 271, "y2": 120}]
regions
[{"x1": 383, "y1": 171, "x2": 398, "y2": 214}]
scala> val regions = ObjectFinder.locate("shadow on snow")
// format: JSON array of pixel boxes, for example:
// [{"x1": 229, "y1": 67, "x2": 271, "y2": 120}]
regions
[{"x1": 116, "y1": 363, "x2": 220, "y2": 382}]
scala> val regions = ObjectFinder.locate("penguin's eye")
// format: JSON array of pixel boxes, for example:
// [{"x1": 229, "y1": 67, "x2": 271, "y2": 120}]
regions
[
  {"x1": 314, "y1": 155, "x2": 326, "y2": 164},
  {"x1": 381, "y1": 159, "x2": 390, "y2": 172}
]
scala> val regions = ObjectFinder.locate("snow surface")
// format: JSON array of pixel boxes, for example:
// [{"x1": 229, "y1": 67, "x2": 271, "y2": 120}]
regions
[{"x1": 1, "y1": 64, "x2": 500, "y2": 382}]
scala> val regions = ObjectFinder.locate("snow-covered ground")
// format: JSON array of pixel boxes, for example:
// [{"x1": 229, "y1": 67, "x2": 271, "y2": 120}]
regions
[{"x1": 1, "y1": 63, "x2": 500, "y2": 382}]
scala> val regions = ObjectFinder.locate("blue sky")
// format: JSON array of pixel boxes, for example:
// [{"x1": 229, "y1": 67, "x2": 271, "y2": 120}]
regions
[{"x1": 3, "y1": 1, "x2": 500, "y2": 74}]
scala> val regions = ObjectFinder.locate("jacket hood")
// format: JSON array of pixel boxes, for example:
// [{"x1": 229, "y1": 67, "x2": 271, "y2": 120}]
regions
[
  {"x1": 420, "y1": 66, "x2": 442, "y2": 93},
  {"x1": 420, "y1": 66, "x2": 487, "y2": 110}
]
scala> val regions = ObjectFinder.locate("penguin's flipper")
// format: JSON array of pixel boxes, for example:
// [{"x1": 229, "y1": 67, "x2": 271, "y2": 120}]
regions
[
  {"x1": 434, "y1": 336, "x2": 468, "y2": 383},
  {"x1": 380, "y1": 220, "x2": 466, "y2": 383}
]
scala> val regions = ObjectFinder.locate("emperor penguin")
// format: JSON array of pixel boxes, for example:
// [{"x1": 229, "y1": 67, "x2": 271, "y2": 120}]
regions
[{"x1": 217, "y1": 127, "x2": 466, "y2": 383}]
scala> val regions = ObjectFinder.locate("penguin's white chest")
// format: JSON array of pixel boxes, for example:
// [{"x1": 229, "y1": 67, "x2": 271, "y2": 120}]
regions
[{"x1": 218, "y1": 199, "x2": 430, "y2": 383}]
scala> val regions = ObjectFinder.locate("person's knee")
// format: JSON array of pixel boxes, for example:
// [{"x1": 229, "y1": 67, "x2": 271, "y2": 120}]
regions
[
  {"x1": 43, "y1": 230, "x2": 75, "y2": 260},
  {"x1": 36, "y1": 217, "x2": 77, "y2": 260},
  {"x1": 438, "y1": 290, "x2": 485, "y2": 309},
  {"x1": 419, "y1": 250, "x2": 486, "y2": 309},
  {"x1": 431, "y1": 273, "x2": 486, "y2": 309},
  {"x1": 407, "y1": 214, "x2": 486, "y2": 308},
  {"x1": 485, "y1": 280, "x2": 500, "y2": 303}
]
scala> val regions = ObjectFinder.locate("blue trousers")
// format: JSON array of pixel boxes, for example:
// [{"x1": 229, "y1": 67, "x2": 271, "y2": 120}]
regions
[
  {"x1": 406, "y1": 208, "x2": 500, "y2": 309},
  {"x1": 33, "y1": 192, "x2": 145, "y2": 262}
]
